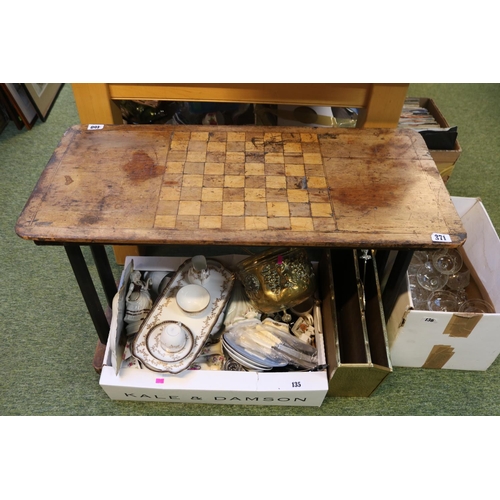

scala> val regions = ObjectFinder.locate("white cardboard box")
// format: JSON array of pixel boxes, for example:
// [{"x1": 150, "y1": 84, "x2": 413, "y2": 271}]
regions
[
  {"x1": 387, "y1": 197, "x2": 500, "y2": 371},
  {"x1": 99, "y1": 255, "x2": 329, "y2": 407}
]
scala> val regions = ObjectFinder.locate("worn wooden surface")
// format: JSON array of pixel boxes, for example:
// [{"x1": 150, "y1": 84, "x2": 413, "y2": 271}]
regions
[{"x1": 16, "y1": 124, "x2": 466, "y2": 249}]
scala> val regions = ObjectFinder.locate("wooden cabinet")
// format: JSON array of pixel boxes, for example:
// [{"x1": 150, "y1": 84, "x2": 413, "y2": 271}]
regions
[{"x1": 71, "y1": 83, "x2": 409, "y2": 128}]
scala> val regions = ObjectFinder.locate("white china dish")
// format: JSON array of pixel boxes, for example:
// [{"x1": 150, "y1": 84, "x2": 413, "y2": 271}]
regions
[{"x1": 176, "y1": 284, "x2": 210, "y2": 313}]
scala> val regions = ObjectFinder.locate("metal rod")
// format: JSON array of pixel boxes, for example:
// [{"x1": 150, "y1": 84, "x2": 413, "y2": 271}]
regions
[
  {"x1": 90, "y1": 245, "x2": 117, "y2": 307},
  {"x1": 382, "y1": 249, "x2": 414, "y2": 320},
  {"x1": 64, "y1": 244, "x2": 109, "y2": 344}
]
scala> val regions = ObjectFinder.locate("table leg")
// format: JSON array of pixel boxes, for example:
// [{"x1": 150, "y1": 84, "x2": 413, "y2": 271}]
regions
[
  {"x1": 90, "y1": 245, "x2": 117, "y2": 307},
  {"x1": 381, "y1": 249, "x2": 414, "y2": 319},
  {"x1": 64, "y1": 244, "x2": 110, "y2": 344}
]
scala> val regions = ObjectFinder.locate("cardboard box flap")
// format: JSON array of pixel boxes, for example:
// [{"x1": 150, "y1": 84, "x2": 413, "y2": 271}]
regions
[
  {"x1": 452, "y1": 197, "x2": 500, "y2": 311},
  {"x1": 452, "y1": 196, "x2": 480, "y2": 217},
  {"x1": 107, "y1": 259, "x2": 134, "y2": 374}
]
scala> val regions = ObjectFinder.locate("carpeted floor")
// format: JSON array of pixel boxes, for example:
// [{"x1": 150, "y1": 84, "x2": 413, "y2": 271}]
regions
[{"x1": 1, "y1": 83, "x2": 499, "y2": 416}]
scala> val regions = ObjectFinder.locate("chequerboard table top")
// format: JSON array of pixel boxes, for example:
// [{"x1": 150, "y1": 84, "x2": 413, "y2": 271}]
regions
[{"x1": 16, "y1": 124, "x2": 466, "y2": 249}]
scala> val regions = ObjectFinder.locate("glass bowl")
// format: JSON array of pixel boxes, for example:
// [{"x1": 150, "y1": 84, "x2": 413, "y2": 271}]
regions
[
  {"x1": 416, "y1": 264, "x2": 448, "y2": 292},
  {"x1": 431, "y1": 249, "x2": 463, "y2": 275},
  {"x1": 427, "y1": 290, "x2": 459, "y2": 312},
  {"x1": 459, "y1": 299, "x2": 495, "y2": 314}
]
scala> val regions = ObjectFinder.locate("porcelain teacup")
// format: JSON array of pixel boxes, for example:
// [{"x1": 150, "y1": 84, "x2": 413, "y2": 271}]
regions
[
  {"x1": 160, "y1": 322, "x2": 187, "y2": 353},
  {"x1": 144, "y1": 270, "x2": 171, "y2": 297}
]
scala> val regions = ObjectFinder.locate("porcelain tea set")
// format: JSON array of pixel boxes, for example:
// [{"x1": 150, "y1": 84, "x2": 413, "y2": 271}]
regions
[{"x1": 123, "y1": 248, "x2": 321, "y2": 374}]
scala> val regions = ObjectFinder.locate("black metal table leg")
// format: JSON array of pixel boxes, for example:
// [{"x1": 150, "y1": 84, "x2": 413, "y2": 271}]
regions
[
  {"x1": 375, "y1": 250, "x2": 391, "y2": 279},
  {"x1": 90, "y1": 245, "x2": 117, "y2": 307},
  {"x1": 65, "y1": 244, "x2": 110, "y2": 344},
  {"x1": 382, "y1": 249, "x2": 414, "y2": 320}
]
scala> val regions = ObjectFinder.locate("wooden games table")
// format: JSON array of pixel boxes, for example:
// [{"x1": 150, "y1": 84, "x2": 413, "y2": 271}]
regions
[
  {"x1": 16, "y1": 124, "x2": 466, "y2": 349},
  {"x1": 71, "y1": 83, "x2": 410, "y2": 264}
]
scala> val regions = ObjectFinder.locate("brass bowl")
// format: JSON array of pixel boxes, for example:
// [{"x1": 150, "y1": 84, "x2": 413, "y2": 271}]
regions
[{"x1": 236, "y1": 247, "x2": 316, "y2": 314}]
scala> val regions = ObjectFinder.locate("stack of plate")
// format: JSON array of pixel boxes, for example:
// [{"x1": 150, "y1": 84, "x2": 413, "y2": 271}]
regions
[{"x1": 222, "y1": 334, "x2": 287, "y2": 371}]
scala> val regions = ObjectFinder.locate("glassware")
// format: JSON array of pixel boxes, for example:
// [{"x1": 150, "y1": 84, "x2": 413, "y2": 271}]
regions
[
  {"x1": 413, "y1": 250, "x2": 432, "y2": 264},
  {"x1": 416, "y1": 263, "x2": 448, "y2": 292},
  {"x1": 446, "y1": 266, "x2": 470, "y2": 305},
  {"x1": 408, "y1": 274, "x2": 432, "y2": 310},
  {"x1": 427, "y1": 290, "x2": 459, "y2": 312},
  {"x1": 458, "y1": 299, "x2": 495, "y2": 314},
  {"x1": 431, "y1": 249, "x2": 463, "y2": 275},
  {"x1": 409, "y1": 251, "x2": 433, "y2": 274},
  {"x1": 446, "y1": 267, "x2": 470, "y2": 290}
]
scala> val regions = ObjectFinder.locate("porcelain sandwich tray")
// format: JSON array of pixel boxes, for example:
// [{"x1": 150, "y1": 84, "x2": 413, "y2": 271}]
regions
[{"x1": 132, "y1": 258, "x2": 235, "y2": 373}]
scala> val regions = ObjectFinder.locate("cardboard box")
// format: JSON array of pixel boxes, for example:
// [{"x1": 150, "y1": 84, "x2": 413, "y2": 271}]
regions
[
  {"x1": 321, "y1": 249, "x2": 392, "y2": 397},
  {"x1": 387, "y1": 197, "x2": 500, "y2": 371},
  {"x1": 100, "y1": 254, "x2": 329, "y2": 407},
  {"x1": 400, "y1": 98, "x2": 462, "y2": 183}
]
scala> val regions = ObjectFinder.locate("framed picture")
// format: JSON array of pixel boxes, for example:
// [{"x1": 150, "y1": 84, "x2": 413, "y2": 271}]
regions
[
  {"x1": 0, "y1": 83, "x2": 38, "y2": 129},
  {"x1": 22, "y1": 83, "x2": 64, "y2": 122},
  {"x1": 0, "y1": 86, "x2": 24, "y2": 130},
  {"x1": 0, "y1": 100, "x2": 9, "y2": 135}
]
